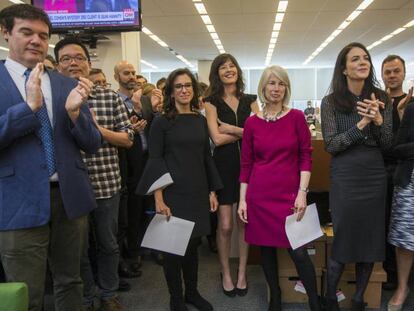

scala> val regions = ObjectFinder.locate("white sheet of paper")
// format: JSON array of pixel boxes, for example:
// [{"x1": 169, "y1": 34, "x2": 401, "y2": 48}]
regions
[
  {"x1": 141, "y1": 214, "x2": 195, "y2": 256},
  {"x1": 285, "y1": 203, "x2": 323, "y2": 250}
]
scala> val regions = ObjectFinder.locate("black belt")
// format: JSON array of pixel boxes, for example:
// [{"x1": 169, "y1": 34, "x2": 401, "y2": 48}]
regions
[{"x1": 50, "y1": 181, "x2": 60, "y2": 188}]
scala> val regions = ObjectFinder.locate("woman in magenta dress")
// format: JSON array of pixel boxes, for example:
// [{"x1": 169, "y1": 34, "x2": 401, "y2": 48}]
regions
[{"x1": 238, "y1": 65, "x2": 321, "y2": 311}]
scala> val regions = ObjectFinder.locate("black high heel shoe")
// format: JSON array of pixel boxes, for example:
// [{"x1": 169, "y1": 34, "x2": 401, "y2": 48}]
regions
[
  {"x1": 236, "y1": 269, "x2": 248, "y2": 296},
  {"x1": 220, "y1": 273, "x2": 236, "y2": 297}
]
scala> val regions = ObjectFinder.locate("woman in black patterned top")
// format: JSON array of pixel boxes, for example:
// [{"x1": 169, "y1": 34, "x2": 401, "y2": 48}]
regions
[
  {"x1": 321, "y1": 42, "x2": 392, "y2": 311},
  {"x1": 204, "y1": 54, "x2": 259, "y2": 297}
]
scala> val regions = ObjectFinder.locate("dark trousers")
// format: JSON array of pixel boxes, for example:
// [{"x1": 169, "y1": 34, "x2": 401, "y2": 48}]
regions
[
  {"x1": 384, "y1": 164, "x2": 397, "y2": 278},
  {"x1": 0, "y1": 186, "x2": 87, "y2": 311},
  {"x1": 81, "y1": 193, "x2": 120, "y2": 306},
  {"x1": 118, "y1": 185, "x2": 154, "y2": 259},
  {"x1": 162, "y1": 238, "x2": 201, "y2": 300}
]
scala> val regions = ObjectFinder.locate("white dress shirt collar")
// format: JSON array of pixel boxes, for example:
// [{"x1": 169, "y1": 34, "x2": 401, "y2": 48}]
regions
[{"x1": 5, "y1": 57, "x2": 29, "y2": 77}]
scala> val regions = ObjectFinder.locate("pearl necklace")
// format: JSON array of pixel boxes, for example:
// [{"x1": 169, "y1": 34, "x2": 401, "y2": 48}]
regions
[{"x1": 263, "y1": 106, "x2": 284, "y2": 122}]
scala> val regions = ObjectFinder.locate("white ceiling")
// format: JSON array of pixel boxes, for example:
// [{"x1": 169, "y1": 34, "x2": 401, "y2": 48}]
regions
[
  {"x1": 138, "y1": 0, "x2": 414, "y2": 70},
  {"x1": 1, "y1": 0, "x2": 414, "y2": 72}
]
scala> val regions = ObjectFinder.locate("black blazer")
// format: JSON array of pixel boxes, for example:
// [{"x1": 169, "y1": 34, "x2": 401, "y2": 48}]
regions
[
  {"x1": 121, "y1": 95, "x2": 154, "y2": 189},
  {"x1": 393, "y1": 103, "x2": 414, "y2": 187}
]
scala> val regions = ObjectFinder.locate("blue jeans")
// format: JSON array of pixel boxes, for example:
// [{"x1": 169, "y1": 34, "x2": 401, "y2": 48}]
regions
[{"x1": 81, "y1": 192, "x2": 120, "y2": 306}]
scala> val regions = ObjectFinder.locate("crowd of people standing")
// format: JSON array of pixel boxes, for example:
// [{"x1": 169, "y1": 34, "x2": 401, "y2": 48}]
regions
[{"x1": 1, "y1": 3, "x2": 414, "y2": 311}]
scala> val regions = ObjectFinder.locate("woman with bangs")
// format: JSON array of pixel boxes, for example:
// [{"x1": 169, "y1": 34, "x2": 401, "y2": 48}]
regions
[
  {"x1": 321, "y1": 42, "x2": 392, "y2": 311},
  {"x1": 204, "y1": 54, "x2": 259, "y2": 297},
  {"x1": 137, "y1": 68, "x2": 222, "y2": 311},
  {"x1": 237, "y1": 65, "x2": 321, "y2": 311}
]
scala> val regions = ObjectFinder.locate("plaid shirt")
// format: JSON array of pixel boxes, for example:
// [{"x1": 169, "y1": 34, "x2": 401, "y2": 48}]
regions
[{"x1": 82, "y1": 88, "x2": 133, "y2": 199}]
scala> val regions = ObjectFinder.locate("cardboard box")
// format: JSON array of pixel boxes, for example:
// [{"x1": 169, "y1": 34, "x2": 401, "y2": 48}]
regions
[
  {"x1": 322, "y1": 268, "x2": 386, "y2": 309},
  {"x1": 267, "y1": 268, "x2": 323, "y2": 303},
  {"x1": 248, "y1": 235, "x2": 326, "y2": 267}
]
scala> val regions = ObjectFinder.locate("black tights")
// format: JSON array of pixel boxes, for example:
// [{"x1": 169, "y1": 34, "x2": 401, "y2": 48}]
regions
[
  {"x1": 261, "y1": 246, "x2": 320, "y2": 311},
  {"x1": 326, "y1": 258, "x2": 374, "y2": 302},
  {"x1": 163, "y1": 238, "x2": 200, "y2": 299}
]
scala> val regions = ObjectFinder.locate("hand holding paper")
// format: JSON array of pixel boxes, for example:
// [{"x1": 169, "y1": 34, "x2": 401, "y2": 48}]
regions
[
  {"x1": 141, "y1": 214, "x2": 195, "y2": 256},
  {"x1": 285, "y1": 203, "x2": 323, "y2": 250}
]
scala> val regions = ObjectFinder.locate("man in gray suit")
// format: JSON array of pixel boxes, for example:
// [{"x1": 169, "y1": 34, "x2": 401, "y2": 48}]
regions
[{"x1": 114, "y1": 61, "x2": 162, "y2": 273}]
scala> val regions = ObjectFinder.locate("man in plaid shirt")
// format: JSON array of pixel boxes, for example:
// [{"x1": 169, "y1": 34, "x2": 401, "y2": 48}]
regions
[{"x1": 55, "y1": 37, "x2": 133, "y2": 311}]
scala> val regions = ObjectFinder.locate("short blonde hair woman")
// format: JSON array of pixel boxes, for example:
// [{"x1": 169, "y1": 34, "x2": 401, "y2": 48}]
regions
[
  {"x1": 257, "y1": 65, "x2": 291, "y2": 108},
  {"x1": 238, "y1": 65, "x2": 321, "y2": 311}
]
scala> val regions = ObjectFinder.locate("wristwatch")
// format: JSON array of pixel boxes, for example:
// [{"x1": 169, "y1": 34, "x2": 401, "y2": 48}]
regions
[{"x1": 299, "y1": 187, "x2": 309, "y2": 193}]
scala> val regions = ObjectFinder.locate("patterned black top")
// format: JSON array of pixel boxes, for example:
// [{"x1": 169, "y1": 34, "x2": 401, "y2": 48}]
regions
[{"x1": 321, "y1": 92, "x2": 393, "y2": 155}]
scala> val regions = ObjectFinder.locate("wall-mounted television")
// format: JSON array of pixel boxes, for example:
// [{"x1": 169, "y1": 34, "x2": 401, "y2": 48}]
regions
[{"x1": 31, "y1": 0, "x2": 141, "y2": 34}]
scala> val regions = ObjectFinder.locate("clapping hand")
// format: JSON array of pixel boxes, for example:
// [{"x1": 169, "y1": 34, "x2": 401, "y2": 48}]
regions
[
  {"x1": 131, "y1": 88, "x2": 143, "y2": 109},
  {"x1": 357, "y1": 93, "x2": 383, "y2": 126},
  {"x1": 26, "y1": 63, "x2": 44, "y2": 112},
  {"x1": 65, "y1": 77, "x2": 93, "y2": 113},
  {"x1": 130, "y1": 115, "x2": 147, "y2": 133},
  {"x1": 151, "y1": 89, "x2": 164, "y2": 112},
  {"x1": 387, "y1": 86, "x2": 414, "y2": 120}
]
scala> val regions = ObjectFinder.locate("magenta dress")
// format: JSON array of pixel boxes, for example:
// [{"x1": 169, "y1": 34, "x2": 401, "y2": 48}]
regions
[{"x1": 239, "y1": 109, "x2": 312, "y2": 248}]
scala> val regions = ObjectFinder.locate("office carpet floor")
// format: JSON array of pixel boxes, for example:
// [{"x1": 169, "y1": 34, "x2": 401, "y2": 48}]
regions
[{"x1": 45, "y1": 240, "x2": 414, "y2": 310}]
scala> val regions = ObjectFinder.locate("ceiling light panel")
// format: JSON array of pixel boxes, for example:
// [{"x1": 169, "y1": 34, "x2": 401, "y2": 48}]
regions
[
  {"x1": 367, "y1": 18, "x2": 414, "y2": 50},
  {"x1": 265, "y1": 1, "x2": 288, "y2": 66},
  {"x1": 141, "y1": 26, "x2": 194, "y2": 68},
  {"x1": 193, "y1": 1, "x2": 226, "y2": 54},
  {"x1": 303, "y1": 0, "x2": 374, "y2": 65},
  {"x1": 141, "y1": 59, "x2": 158, "y2": 69}
]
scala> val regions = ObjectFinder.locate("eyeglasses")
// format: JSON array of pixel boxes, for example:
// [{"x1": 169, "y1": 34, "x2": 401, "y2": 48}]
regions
[
  {"x1": 94, "y1": 82, "x2": 111, "y2": 89},
  {"x1": 174, "y1": 83, "x2": 193, "y2": 91},
  {"x1": 59, "y1": 55, "x2": 88, "y2": 65}
]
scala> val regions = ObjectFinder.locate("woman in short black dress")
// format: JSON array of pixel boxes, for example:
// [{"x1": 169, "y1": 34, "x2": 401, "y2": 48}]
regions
[
  {"x1": 321, "y1": 42, "x2": 392, "y2": 311},
  {"x1": 204, "y1": 54, "x2": 258, "y2": 297},
  {"x1": 137, "y1": 68, "x2": 222, "y2": 311}
]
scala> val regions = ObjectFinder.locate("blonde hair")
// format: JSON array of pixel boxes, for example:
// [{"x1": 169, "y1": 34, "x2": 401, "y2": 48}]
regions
[{"x1": 257, "y1": 65, "x2": 291, "y2": 107}]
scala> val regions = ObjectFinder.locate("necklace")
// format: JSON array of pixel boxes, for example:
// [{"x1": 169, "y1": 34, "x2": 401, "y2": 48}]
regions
[{"x1": 263, "y1": 106, "x2": 284, "y2": 122}]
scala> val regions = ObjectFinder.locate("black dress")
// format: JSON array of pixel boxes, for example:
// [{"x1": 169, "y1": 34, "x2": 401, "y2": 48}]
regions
[
  {"x1": 136, "y1": 114, "x2": 223, "y2": 237},
  {"x1": 206, "y1": 94, "x2": 257, "y2": 205},
  {"x1": 321, "y1": 92, "x2": 393, "y2": 263}
]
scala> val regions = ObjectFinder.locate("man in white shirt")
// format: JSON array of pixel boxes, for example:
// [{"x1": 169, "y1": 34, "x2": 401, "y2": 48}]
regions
[{"x1": 0, "y1": 4, "x2": 101, "y2": 311}]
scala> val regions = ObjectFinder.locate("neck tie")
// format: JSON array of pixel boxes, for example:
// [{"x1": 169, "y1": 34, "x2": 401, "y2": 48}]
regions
[{"x1": 24, "y1": 69, "x2": 56, "y2": 177}]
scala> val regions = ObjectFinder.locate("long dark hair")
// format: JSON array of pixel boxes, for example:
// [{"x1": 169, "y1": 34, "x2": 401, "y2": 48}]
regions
[
  {"x1": 163, "y1": 68, "x2": 200, "y2": 119},
  {"x1": 328, "y1": 42, "x2": 384, "y2": 112},
  {"x1": 206, "y1": 53, "x2": 245, "y2": 102}
]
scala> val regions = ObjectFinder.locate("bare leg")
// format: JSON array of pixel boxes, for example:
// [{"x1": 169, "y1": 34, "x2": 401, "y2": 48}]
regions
[
  {"x1": 390, "y1": 247, "x2": 414, "y2": 304},
  {"x1": 236, "y1": 206, "x2": 249, "y2": 289},
  {"x1": 216, "y1": 204, "x2": 235, "y2": 290}
]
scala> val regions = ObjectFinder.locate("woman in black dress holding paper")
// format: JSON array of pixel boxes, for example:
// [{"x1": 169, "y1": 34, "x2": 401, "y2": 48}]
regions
[
  {"x1": 137, "y1": 68, "x2": 222, "y2": 311},
  {"x1": 321, "y1": 42, "x2": 392, "y2": 311}
]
